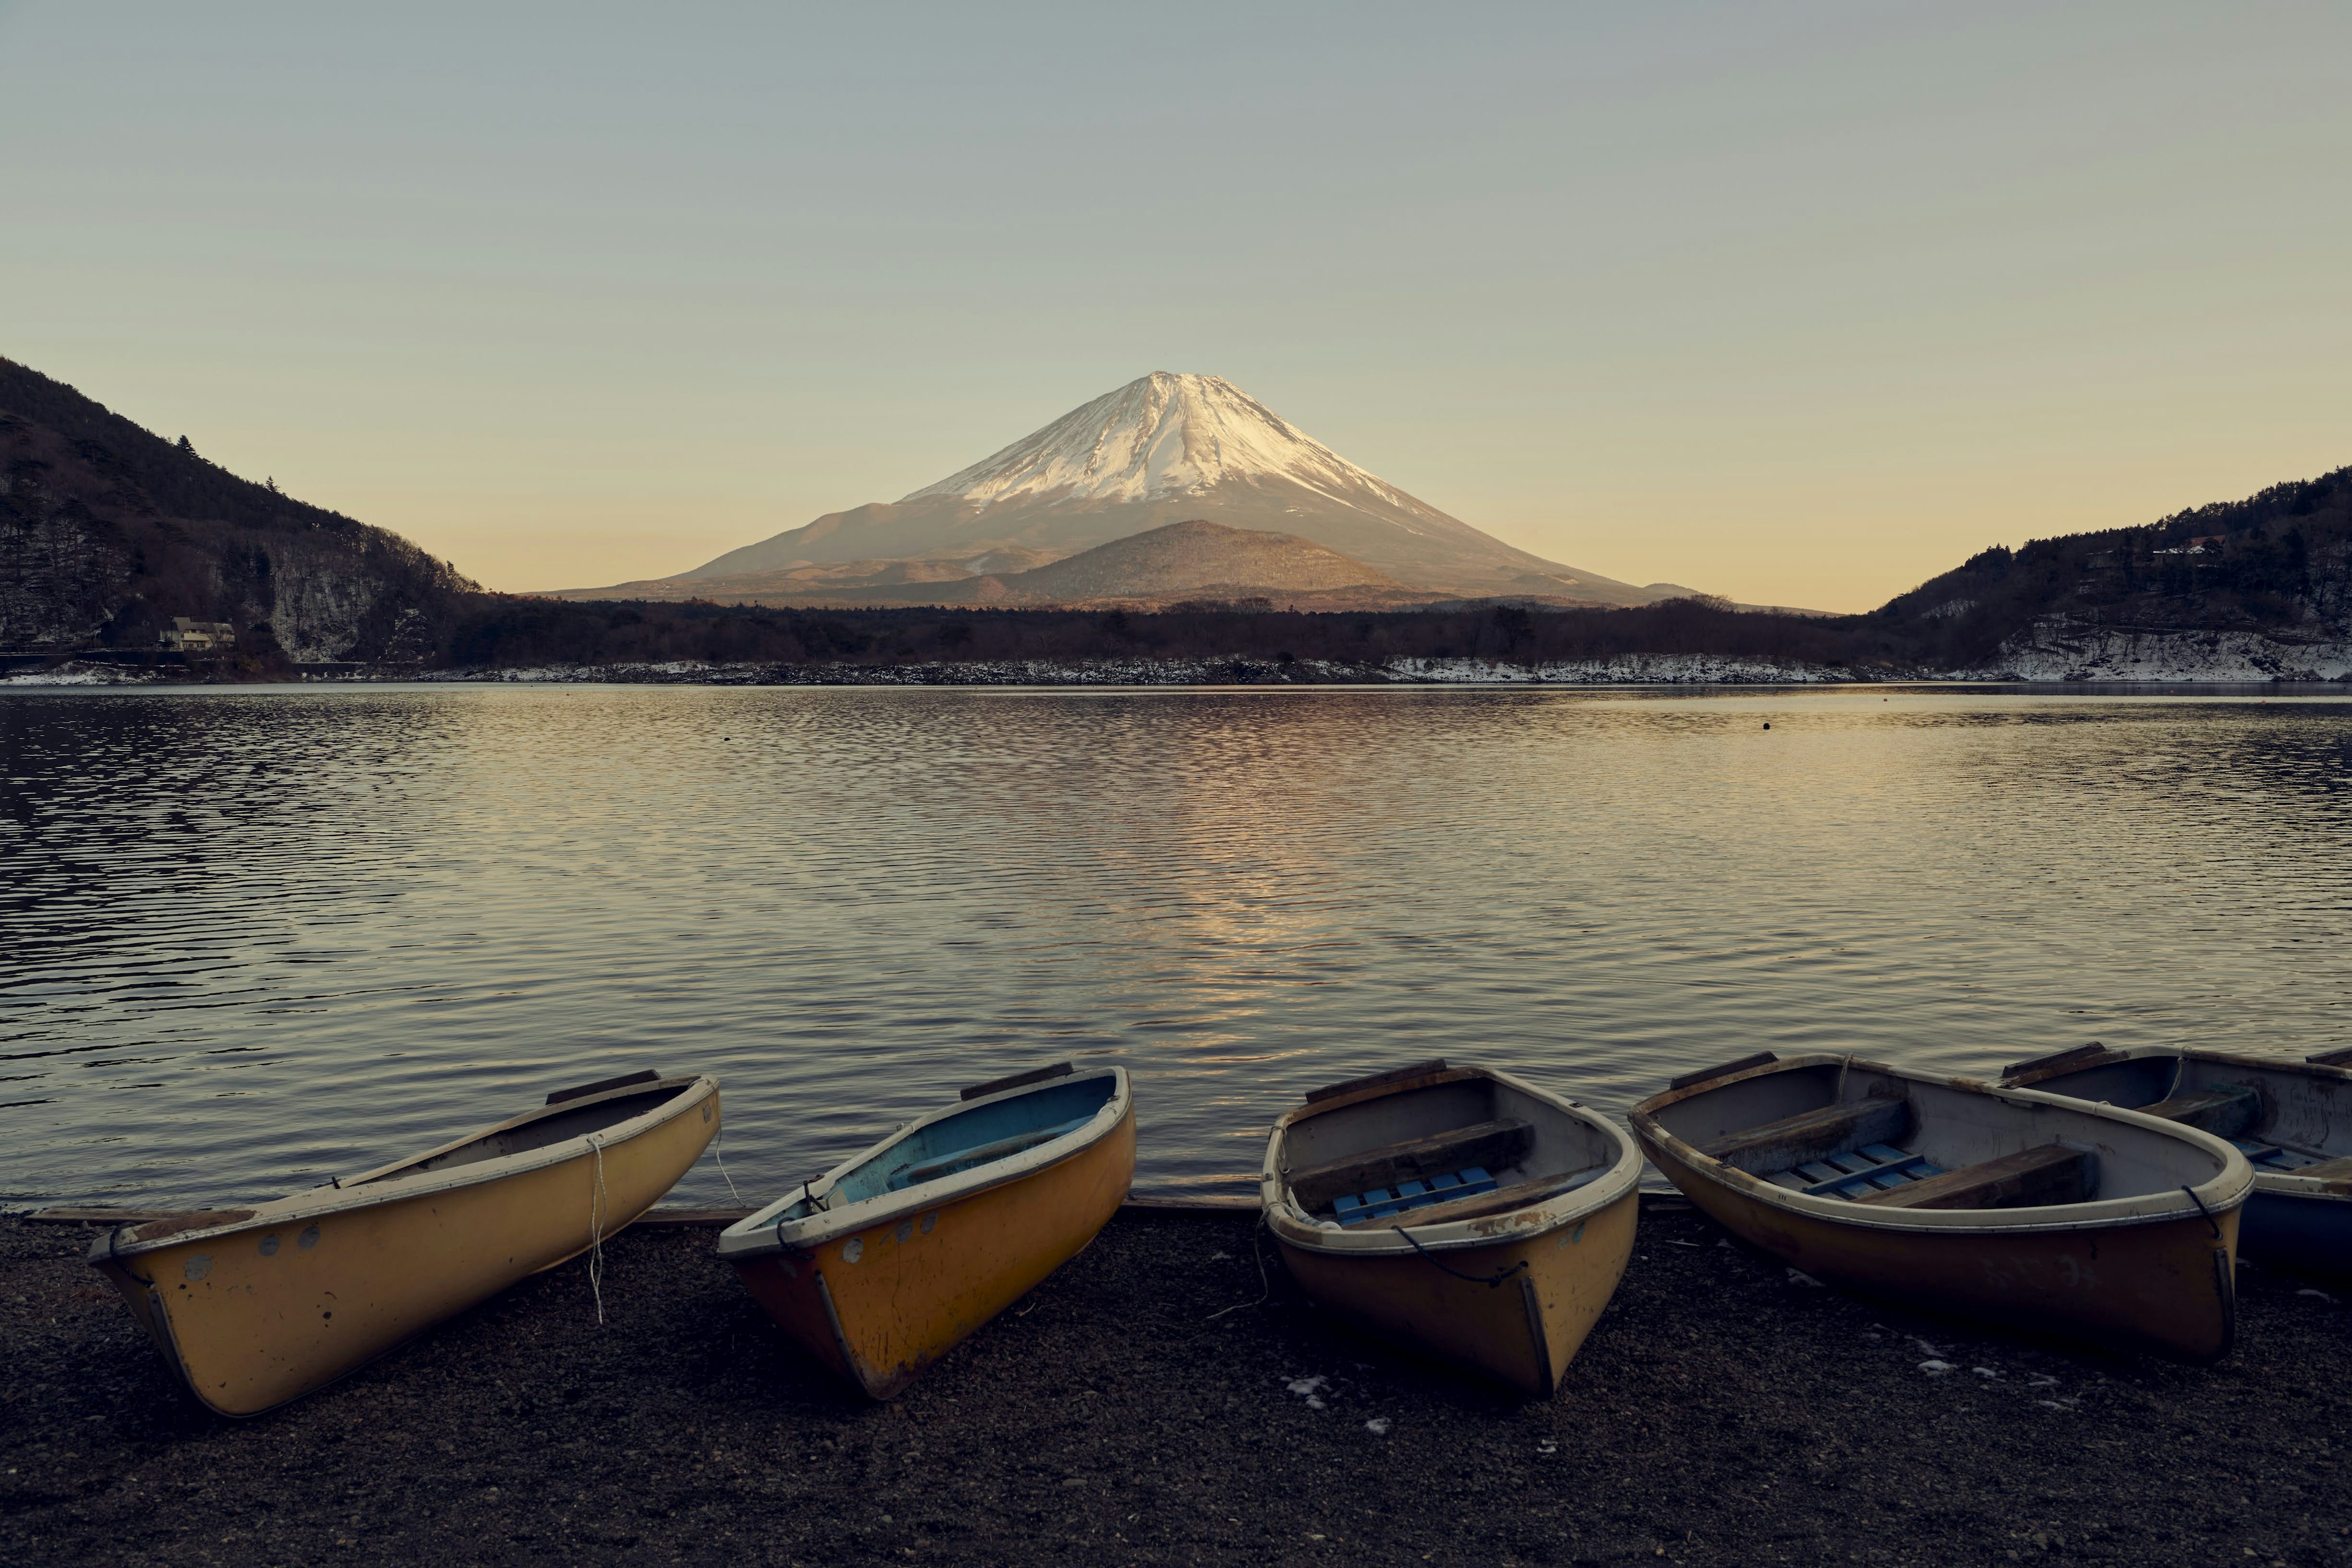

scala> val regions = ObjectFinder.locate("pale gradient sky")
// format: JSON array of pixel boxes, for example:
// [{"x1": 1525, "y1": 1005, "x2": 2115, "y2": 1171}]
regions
[{"x1": 2, "y1": 2, "x2": 2346, "y2": 611}]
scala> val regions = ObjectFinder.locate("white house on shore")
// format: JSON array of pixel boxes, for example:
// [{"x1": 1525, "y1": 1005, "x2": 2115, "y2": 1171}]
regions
[{"x1": 160, "y1": 618, "x2": 237, "y2": 654}]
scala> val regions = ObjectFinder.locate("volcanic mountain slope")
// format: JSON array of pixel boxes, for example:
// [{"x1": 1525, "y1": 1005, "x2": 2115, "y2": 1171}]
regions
[
  {"x1": 573, "y1": 521, "x2": 1434, "y2": 610},
  {"x1": 0, "y1": 356, "x2": 473, "y2": 662},
  {"x1": 990, "y1": 519, "x2": 1395, "y2": 601},
  {"x1": 575, "y1": 544, "x2": 1061, "y2": 602},
  {"x1": 649, "y1": 373, "x2": 1685, "y2": 603}
]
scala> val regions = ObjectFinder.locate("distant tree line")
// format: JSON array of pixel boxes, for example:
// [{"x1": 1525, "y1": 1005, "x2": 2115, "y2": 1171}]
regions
[
  {"x1": 431, "y1": 594, "x2": 1917, "y2": 675},
  {"x1": 431, "y1": 460, "x2": 2351, "y2": 677}
]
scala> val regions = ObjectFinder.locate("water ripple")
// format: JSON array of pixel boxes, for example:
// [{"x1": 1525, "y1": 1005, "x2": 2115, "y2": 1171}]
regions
[{"x1": 2, "y1": 685, "x2": 2348, "y2": 1207}]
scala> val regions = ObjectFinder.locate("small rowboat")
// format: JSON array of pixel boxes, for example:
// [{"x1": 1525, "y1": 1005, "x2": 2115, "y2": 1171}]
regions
[
  {"x1": 2003, "y1": 1043, "x2": 2352, "y2": 1275},
  {"x1": 89, "y1": 1069, "x2": 721, "y2": 1416},
  {"x1": 718, "y1": 1061, "x2": 1133, "y2": 1399},
  {"x1": 1630, "y1": 1053, "x2": 2253, "y2": 1360},
  {"x1": 1261, "y1": 1060, "x2": 1643, "y2": 1398}
]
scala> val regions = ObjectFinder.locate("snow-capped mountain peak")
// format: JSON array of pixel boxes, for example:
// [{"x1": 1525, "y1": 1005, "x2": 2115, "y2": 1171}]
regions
[
  {"x1": 668, "y1": 371, "x2": 1678, "y2": 603},
  {"x1": 900, "y1": 372, "x2": 1422, "y2": 513}
]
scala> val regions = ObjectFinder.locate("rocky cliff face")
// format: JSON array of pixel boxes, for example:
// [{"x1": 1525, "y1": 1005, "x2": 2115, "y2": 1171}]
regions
[{"x1": 0, "y1": 358, "x2": 473, "y2": 665}]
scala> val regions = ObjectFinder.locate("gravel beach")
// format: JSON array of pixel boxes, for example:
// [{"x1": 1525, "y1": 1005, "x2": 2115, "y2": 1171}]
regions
[{"x1": 2, "y1": 1202, "x2": 2346, "y2": 1567}]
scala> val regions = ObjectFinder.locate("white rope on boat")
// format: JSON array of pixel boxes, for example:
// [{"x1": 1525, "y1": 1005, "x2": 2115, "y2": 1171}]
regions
[
  {"x1": 712, "y1": 1121, "x2": 742, "y2": 1205},
  {"x1": 587, "y1": 1133, "x2": 608, "y2": 1326}
]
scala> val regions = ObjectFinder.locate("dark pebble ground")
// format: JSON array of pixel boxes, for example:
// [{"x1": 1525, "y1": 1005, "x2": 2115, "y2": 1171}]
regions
[{"x1": 1, "y1": 1202, "x2": 2346, "y2": 1568}]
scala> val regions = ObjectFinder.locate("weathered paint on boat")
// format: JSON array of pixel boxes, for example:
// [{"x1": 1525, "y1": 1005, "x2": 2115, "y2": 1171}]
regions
[
  {"x1": 89, "y1": 1072, "x2": 721, "y2": 1417},
  {"x1": 1630, "y1": 1055, "x2": 2250, "y2": 1362},
  {"x1": 718, "y1": 1065, "x2": 1134, "y2": 1399},
  {"x1": 2002, "y1": 1044, "x2": 2352, "y2": 1278},
  {"x1": 1262, "y1": 1063, "x2": 1643, "y2": 1398}
]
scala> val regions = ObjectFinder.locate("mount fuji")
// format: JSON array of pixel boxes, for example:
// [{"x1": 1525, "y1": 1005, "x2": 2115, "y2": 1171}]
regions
[{"x1": 576, "y1": 373, "x2": 1693, "y2": 605}]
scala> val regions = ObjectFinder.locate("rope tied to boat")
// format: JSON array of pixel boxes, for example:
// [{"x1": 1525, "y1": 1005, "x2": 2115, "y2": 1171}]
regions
[
  {"x1": 587, "y1": 1133, "x2": 609, "y2": 1326},
  {"x1": 775, "y1": 1180, "x2": 818, "y2": 1256},
  {"x1": 712, "y1": 1119, "x2": 743, "y2": 1205},
  {"x1": 2180, "y1": 1183, "x2": 2223, "y2": 1240},
  {"x1": 1393, "y1": 1224, "x2": 1530, "y2": 1289},
  {"x1": 1204, "y1": 1213, "x2": 1273, "y2": 1322}
]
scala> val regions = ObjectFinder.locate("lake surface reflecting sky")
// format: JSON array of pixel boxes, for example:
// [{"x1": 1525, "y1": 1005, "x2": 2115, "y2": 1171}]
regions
[{"x1": 3, "y1": 685, "x2": 2347, "y2": 1210}]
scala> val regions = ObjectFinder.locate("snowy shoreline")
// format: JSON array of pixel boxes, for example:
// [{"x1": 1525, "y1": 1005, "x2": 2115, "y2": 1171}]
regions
[{"x1": 8, "y1": 650, "x2": 2350, "y2": 688}]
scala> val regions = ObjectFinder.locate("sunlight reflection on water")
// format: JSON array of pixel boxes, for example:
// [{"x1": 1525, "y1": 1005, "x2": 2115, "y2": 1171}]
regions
[{"x1": 2, "y1": 684, "x2": 2347, "y2": 1208}]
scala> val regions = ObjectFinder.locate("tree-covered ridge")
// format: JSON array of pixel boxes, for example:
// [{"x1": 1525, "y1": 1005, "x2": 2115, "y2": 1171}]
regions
[
  {"x1": 0, "y1": 357, "x2": 474, "y2": 661},
  {"x1": 439, "y1": 595, "x2": 1890, "y2": 673},
  {"x1": 1871, "y1": 466, "x2": 2352, "y2": 668}
]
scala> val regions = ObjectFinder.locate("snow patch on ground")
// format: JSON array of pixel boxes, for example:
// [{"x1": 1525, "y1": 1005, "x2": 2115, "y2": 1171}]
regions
[
  {"x1": 1964, "y1": 620, "x2": 2352, "y2": 682},
  {"x1": 1387, "y1": 654, "x2": 1849, "y2": 684},
  {"x1": 409, "y1": 654, "x2": 1858, "y2": 687},
  {"x1": 1, "y1": 663, "x2": 168, "y2": 686}
]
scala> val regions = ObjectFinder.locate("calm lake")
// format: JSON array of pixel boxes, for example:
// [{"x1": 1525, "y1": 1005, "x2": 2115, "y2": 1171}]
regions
[{"x1": 4, "y1": 684, "x2": 2348, "y2": 1210}]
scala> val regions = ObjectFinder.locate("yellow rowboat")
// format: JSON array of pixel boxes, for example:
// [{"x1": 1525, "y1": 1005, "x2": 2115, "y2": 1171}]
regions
[
  {"x1": 1260, "y1": 1060, "x2": 1643, "y2": 1398},
  {"x1": 717, "y1": 1061, "x2": 1133, "y2": 1399},
  {"x1": 1629, "y1": 1052, "x2": 2253, "y2": 1361},
  {"x1": 89, "y1": 1069, "x2": 720, "y2": 1417}
]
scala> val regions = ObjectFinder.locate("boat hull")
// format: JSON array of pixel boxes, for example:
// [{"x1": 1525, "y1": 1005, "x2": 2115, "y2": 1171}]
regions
[
  {"x1": 1274, "y1": 1185, "x2": 1638, "y2": 1396},
  {"x1": 93, "y1": 1084, "x2": 719, "y2": 1417},
  {"x1": 731, "y1": 1097, "x2": 1135, "y2": 1399},
  {"x1": 2000, "y1": 1045, "x2": 2352, "y2": 1277},
  {"x1": 1637, "y1": 1126, "x2": 2240, "y2": 1362},
  {"x1": 1263, "y1": 1062, "x2": 1645, "y2": 1398},
  {"x1": 2242, "y1": 1188, "x2": 2352, "y2": 1275}
]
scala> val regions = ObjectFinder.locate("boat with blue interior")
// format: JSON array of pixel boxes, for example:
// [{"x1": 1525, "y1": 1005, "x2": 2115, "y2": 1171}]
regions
[
  {"x1": 1261, "y1": 1060, "x2": 1643, "y2": 1398},
  {"x1": 1631, "y1": 1052, "x2": 2253, "y2": 1360},
  {"x1": 2002, "y1": 1042, "x2": 2352, "y2": 1275},
  {"x1": 717, "y1": 1061, "x2": 1133, "y2": 1398}
]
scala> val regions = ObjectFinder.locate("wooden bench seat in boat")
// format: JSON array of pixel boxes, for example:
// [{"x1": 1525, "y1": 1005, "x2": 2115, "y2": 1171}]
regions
[
  {"x1": 1760, "y1": 1140, "x2": 2098, "y2": 1210},
  {"x1": 1288, "y1": 1117, "x2": 1535, "y2": 1212},
  {"x1": 2139, "y1": 1084, "x2": 2261, "y2": 1139},
  {"x1": 1853, "y1": 1142, "x2": 2094, "y2": 1211},
  {"x1": 1698, "y1": 1095, "x2": 1912, "y2": 1177}
]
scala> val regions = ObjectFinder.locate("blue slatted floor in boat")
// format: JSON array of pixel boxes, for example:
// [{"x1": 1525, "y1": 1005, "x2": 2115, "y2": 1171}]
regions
[
  {"x1": 1333, "y1": 1166, "x2": 1497, "y2": 1226},
  {"x1": 1764, "y1": 1143, "x2": 1948, "y2": 1200},
  {"x1": 2233, "y1": 1139, "x2": 2326, "y2": 1173}
]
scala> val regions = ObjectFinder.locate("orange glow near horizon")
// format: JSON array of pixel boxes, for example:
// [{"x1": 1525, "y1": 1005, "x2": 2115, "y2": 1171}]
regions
[{"x1": 3, "y1": 7, "x2": 2343, "y2": 614}]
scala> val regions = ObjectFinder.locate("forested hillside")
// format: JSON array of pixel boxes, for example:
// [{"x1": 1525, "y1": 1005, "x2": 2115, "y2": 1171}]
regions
[
  {"x1": 0, "y1": 358, "x2": 473, "y2": 665},
  {"x1": 1870, "y1": 467, "x2": 2352, "y2": 672}
]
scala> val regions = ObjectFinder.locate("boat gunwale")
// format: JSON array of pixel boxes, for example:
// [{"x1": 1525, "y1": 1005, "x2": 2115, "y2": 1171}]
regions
[
  {"x1": 91, "y1": 1074, "x2": 720, "y2": 1261},
  {"x1": 1259, "y1": 1065, "x2": 1644, "y2": 1256},
  {"x1": 2001, "y1": 1043, "x2": 2352, "y2": 1090},
  {"x1": 1629, "y1": 1054, "x2": 2253, "y2": 1237},
  {"x1": 715, "y1": 1065, "x2": 1131, "y2": 1259}
]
